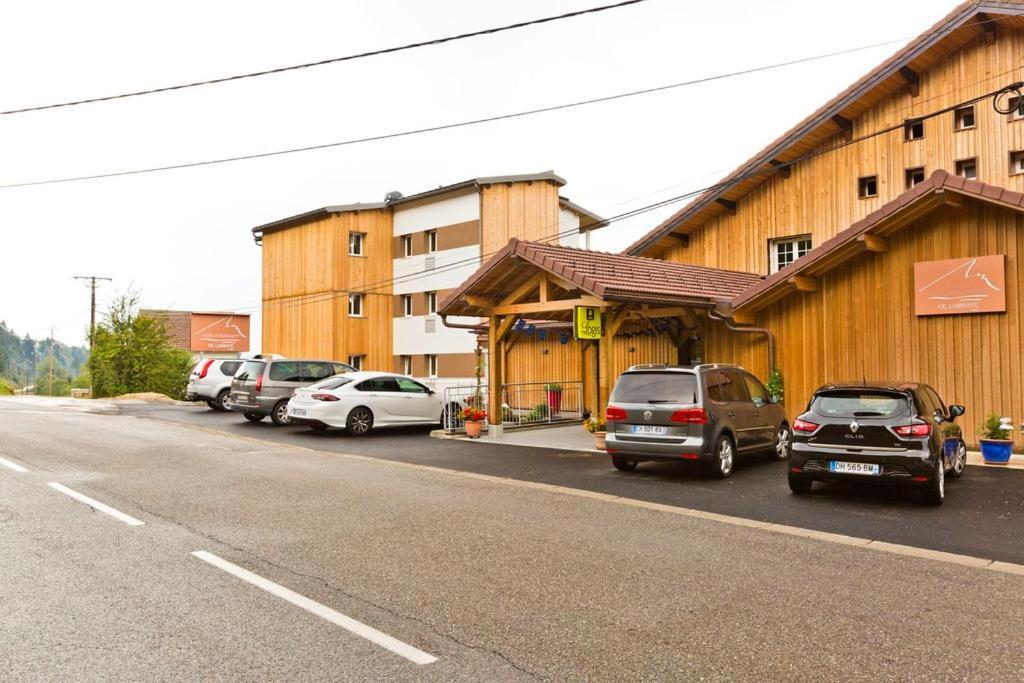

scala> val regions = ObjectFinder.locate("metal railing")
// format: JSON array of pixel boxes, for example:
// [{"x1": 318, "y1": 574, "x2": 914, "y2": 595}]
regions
[
  {"x1": 441, "y1": 384, "x2": 488, "y2": 434},
  {"x1": 499, "y1": 381, "x2": 584, "y2": 428}
]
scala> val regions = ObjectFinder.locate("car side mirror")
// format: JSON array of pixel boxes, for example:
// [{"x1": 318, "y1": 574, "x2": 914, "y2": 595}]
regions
[{"x1": 948, "y1": 404, "x2": 965, "y2": 419}]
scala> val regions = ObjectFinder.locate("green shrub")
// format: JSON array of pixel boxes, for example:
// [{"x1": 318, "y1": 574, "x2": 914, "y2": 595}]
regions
[{"x1": 978, "y1": 413, "x2": 1011, "y2": 441}]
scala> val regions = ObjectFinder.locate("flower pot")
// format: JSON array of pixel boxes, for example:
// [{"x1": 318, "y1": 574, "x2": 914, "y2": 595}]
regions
[
  {"x1": 593, "y1": 431, "x2": 606, "y2": 451},
  {"x1": 465, "y1": 420, "x2": 484, "y2": 438},
  {"x1": 547, "y1": 389, "x2": 562, "y2": 415},
  {"x1": 980, "y1": 438, "x2": 1013, "y2": 464}
]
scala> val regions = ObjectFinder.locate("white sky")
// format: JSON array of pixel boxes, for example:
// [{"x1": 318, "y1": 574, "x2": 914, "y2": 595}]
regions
[{"x1": 0, "y1": 0, "x2": 950, "y2": 349}]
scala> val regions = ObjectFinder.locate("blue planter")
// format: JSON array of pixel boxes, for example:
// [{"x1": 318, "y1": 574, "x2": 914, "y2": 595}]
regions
[{"x1": 980, "y1": 439, "x2": 1013, "y2": 464}]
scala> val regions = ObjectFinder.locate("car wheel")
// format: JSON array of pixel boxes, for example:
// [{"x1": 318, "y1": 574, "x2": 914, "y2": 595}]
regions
[
  {"x1": 947, "y1": 441, "x2": 967, "y2": 479},
  {"x1": 770, "y1": 424, "x2": 791, "y2": 461},
  {"x1": 214, "y1": 389, "x2": 231, "y2": 412},
  {"x1": 611, "y1": 456, "x2": 638, "y2": 472},
  {"x1": 707, "y1": 435, "x2": 736, "y2": 479},
  {"x1": 788, "y1": 471, "x2": 813, "y2": 494},
  {"x1": 205, "y1": 399, "x2": 218, "y2": 410},
  {"x1": 347, "y1": 407, "x2": 374, "y2": 436},
  {"x1": 243, "y1": 411, "x2": 264, "y2": 423},
  {"x1": 922, "y1": 456, "x2": 945, "y2": 506},
  {"x1": 270, "y1": 400, "x2": 292, "y2": 426}
]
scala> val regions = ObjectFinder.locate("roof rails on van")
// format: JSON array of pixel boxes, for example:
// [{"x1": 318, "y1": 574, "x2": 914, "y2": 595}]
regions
[{"x1": 241, "y1": 353, "x2": 285, "y2": 360}]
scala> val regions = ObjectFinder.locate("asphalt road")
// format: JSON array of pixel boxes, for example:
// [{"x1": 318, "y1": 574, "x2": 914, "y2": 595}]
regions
[
  {"x1": 133, "y1": 401, "x2": 1024, "y2": 565},
  {"x1": 3, "y1": 397, "x2": 1024, "y2": 680}
]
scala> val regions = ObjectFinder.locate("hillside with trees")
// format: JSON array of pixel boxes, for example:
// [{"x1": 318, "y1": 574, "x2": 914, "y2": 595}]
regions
[{"x1": 0, "y1": 322, "x2": 89, "y2": 395}]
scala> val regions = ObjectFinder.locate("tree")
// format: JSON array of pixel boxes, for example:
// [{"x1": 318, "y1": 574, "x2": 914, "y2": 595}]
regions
[{"x1": 89, "y1": 291, "x2": 194, "y2": 399}]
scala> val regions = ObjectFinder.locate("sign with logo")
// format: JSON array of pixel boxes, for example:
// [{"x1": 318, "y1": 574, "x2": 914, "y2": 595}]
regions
[
  {"x1": 189, "y1": 313, "x2": 251, "y2": 352},
  {"x1": 914, "y1": 255, "x2": 1006, "y2": 316},
  {"x1": 573, "y1": 306, "x2": 602, "y2": 340}
]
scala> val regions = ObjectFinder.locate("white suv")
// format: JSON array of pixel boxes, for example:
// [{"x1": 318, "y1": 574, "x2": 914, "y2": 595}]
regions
[{"x1": 186, "y1": 358, "x2": 244, "y2": 411}]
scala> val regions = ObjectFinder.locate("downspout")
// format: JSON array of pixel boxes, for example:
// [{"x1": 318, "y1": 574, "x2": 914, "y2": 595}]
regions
[
  {"x1": 440, "y1": 314, "x2": 484, "y2": 330},
  {"x1": 707, "y1": 307, "x2": 776, "y2": 372}
]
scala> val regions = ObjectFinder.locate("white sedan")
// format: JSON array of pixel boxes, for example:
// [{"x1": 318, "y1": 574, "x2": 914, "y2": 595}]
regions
[{"x1": 286, "y1": 371, "x2": 447, "y2": 435}]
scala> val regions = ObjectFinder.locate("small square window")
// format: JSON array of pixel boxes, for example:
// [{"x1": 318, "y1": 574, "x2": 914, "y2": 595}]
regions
[
  {"x1": 1011, "y1": 151, "x2": 1024, "y2": 176},
  {"x1": 347, "y1": 355, "x2": 363, "y2": 371},
  {"x1": 904, "y1": 118, "x2": 924, "y2": 141},
  {"x1": 401, "y1": 355, "x2": 412, "y2": 376},
  {"x1": 905, "y1": 167, "x2": 925, "y2": 189},
  {"x1": 401, "y1": 235, "x2": 412, "y2": 257},
  {"x1": 955, "y1": 158, "x2": 977, "y2": 180},
  {"x1": 426, "y1": 291, "x2": 437, "y2": 314},
  {"x1": 954, "y1": 106, "x2": 975, "y2": 131},
  {"x1": 1008, "y1": 96, "x2": 1024, "y2": 121},
  {"x1": 348, "y1": 232, "x2": 364, "y2": 256},
  {"x1": 426, "y1": 354, "x2": 438, "y2": 378},
  {"x1": 769, "y1": 235, "x2": 812, "y2": 273},
  {"x1": 427, "y1": 230, "x2": 438, "y2": 253},
  {"x1": 402, "y1": 294, "x2": 412, "y2": 317},
  {"x1": 858, "y1": 175, "x2": 878, "y2": 199},
  {"x1": 347, "y1": 293, "x2": 364, "y2": 317}
]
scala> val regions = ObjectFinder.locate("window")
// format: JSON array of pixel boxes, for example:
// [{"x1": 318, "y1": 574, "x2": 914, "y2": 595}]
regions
[
  {"x1": 609, "y1": 372, "x2": 698, "y2": 404},
  {"x1": 954, "y1": 105, "x2": 975, "y2": 131},
  {"x1": 311, "y1": 376, "x2": 353, "y2": 391},
  {"x1": 858, "y1": 175, "x2": 878, "y2": 199},
  {"x1": 426, "y1": 354, "x2": 438, "y2": 378},
  {"x1": 742, "y1": 373, "x2": 770, "y2": 407},
  {"x1": 401, "y1": 235, "x2": 412, "y2": 257},
  {"x1": 347, "y1": 355, "x2": 363, "y2": 371},
  {"x1": 301, "y1": 361, "x2": 337, "y2": 382},
  {"x1": 904, "y1": 118, "x2": 924, "y2": 141},
  {"x1": 401, "y1": 355, "x2": 412, "y2": 376},
  {"x1": 1011, "y1": 151, "x2": 1024, "y2": 175},
  {"x1": 427, "y1": 230, "x2": 438, "y2": 253},
  {"x1": 810, "y1": 390, "x2": 910, "y2": 418},
  {"x1": 905, "y1": 167, "x2": 926, "y2": 189},
  {"x1": 357, "y1": 377, "x2": 400, "y2": 392},
  {"x1": 396, "y1": 377, "x2": 429, "y2": 393},
  {"x1": 348, "y1": 293, "x2": 364, "y2": 317},
  {"x1": 426, "y1": 291, "x2": 437, "y2": 314},
  {"x1": 219, "y1": 361, "x2": 241, "y2": 376},
  {"x1": 268, "y1": 362, "x2": 301, "y2": 382},
  {"x1": 955, "y1": 158, "x2": 977, "y2": 180},
  {"x1": 401, "y1": 295, "x2": 412, "y2": 317},
  {"x1": 333, "y1": 362, "x2": 355, "y2": 375},
  {"x1": 348, "y1": 232, "x2": 364, "y2": 256},
  {"x1": 769, "y1": 235, "x2": 812, "y2": 273},
  {"x1": 1008, "y1": 96, "x2": 1024, "y2": 121},
  {"x1": 705, "y1": 371, "x2": 747, "y2": 403},
  {"x1": 235, "y1": 361, "x2": 265, "y2": 381}
]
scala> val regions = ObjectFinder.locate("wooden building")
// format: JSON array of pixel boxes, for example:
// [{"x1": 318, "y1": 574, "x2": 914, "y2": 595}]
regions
[{"x1": 440, "y1": 0, "x2": 1024, "y2": 444}]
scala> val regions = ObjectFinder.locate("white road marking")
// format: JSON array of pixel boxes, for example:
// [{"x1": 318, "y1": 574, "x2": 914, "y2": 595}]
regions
[
  {"x1": 0, "y1": 455, "x2": 28, "y2": 473},
  {"x1": 191, "y1": 551, "x2": 437, "y2": 665},
  {"x1": 46, "y1": 482, "x2": 145, "y2": 526}
]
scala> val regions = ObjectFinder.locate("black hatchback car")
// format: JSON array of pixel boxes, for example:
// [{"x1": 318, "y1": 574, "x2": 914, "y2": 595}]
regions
[{"x1": 788, "y1": 382, "x2": 966, "y2": 505}]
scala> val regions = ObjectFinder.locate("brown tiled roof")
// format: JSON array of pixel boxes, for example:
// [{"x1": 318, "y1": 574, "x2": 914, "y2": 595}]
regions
[
  {"x1": 439, "y1": 238, "x2": 760, "y2": 317},
  {"x1": 139, "y1": 309, "x2": 191, "y2": 350},
  {"x1": 729, "y1": 170, "x2": 1024, "y2": 312},
  {"x1": 626, "y1": 0, "x2": 1024, "y2": 257}
]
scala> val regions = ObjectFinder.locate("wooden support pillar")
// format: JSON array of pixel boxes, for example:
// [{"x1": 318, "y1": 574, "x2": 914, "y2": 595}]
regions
[
  {"x1": 488, "y1": 314, "x2": 519, "y2": 427},
  {"x1": 597, "y1": 306, "x2": 631, "y2": 419}
]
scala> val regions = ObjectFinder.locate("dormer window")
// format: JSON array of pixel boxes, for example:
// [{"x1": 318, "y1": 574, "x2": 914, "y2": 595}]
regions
[
  {"x1": 954, "y1": 105, "x2": 975, "y2": 131},
  {"x1": 769, "y1": 235, "x2": 812, "y2": 273},
  {"x1": 904, "y1": 118, "x2": 924, "y2": 141},
  {"x1": 858, "y1": 175, "x2": 878, "y2": 199}
]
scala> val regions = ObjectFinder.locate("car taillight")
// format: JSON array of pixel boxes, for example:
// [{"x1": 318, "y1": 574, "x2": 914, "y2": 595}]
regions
[
  {"x1": 198, "y1": 359, "x2": 215, "y2": 379},
  {"x1": 793, "y1": 418, "x2": 819, "y2": 433},
  {"x1": 894, "y1": 422, "x2": 932, "y2": 438},
  {"x1": 605, "y1": 406, "x2": 627, "y2": 421},
  {"x1": 671, "y1": 408, "x2": 708, "y2": 424},
  {"x1": 255, "y1": 374, "x2": 263, "y2": 393},
  {"x1": 311, "y1": 393, "x2": 339, "y2": 402}
]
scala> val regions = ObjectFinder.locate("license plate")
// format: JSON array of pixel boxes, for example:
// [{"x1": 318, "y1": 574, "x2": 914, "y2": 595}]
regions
[
  {"x1": 290, "y1": 408, "x2": 307, "y2": 417},
  {"x1": 829, "y1": 461, "x2": 880, "y2": 476},
  {"x1": 631, "y1": 425, "x2": 667, "y2": 435}
]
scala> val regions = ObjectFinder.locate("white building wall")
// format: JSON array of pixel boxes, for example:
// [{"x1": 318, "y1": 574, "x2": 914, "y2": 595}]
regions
[
  {"x1": 393, "y1": 316, "x2": 478, "y2": 355},
  {"x1": 393, "y1": 191, "x2": 479, "y2": 235},
  {"x1": 393, "y1": 245, "x2": 480, "y2": 295},
  {"x1": 558, "y1": 208, "x2": 581, "y2": 247}
]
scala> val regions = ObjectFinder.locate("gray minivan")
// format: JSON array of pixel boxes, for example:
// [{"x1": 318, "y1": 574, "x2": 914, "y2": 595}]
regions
[
  {"x1": 227, "y1": 358, "x2": 356, "y2": 425},
  {"x1": 604, "y1": 364, "x2": 789, "y2": 478}
]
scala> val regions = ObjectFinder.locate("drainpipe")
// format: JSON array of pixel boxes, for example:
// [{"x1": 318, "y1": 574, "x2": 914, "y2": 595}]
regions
[
  {"x1": 707, "y1": 308, "x2": 776, "y2": 372},
  {"x1": 439, "y1": 314, "x2": 485, "y2": 330}
]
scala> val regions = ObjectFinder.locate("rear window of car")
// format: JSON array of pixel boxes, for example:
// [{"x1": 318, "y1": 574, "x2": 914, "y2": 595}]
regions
[
  {"x1": 610, "y1": 372, "x2": 698, "y2": 404},
  {"x1": 269, "y1": 362, "x2": 302, "y2": 382},
  {"x1": 235, "y1": 361, "x2": 264, "y2": 381},
  {"x1": 310, "y1": 377, "x2": 353, "y2": 391},
  {"x1": 220, "y1": 361, "x2": 241, "y2": 376},
  {"x1": 811, "y1": 390, "x2": 911, "y2": 418}
]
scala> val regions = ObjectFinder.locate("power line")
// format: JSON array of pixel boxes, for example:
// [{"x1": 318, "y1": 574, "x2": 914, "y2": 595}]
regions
[{"x1": 0, "y1": 0, "x2": 651, "y2": 117}]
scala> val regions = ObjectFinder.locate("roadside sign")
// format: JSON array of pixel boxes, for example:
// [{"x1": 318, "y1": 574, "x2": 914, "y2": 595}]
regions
[{"x1": 573, "y1": 306, "x2": 602, "y2": 340}]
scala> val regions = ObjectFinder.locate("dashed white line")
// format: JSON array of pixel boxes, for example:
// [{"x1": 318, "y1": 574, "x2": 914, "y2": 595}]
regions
[
  {"x1": 0, "y1": 455, "x2": 28, "y2": 473},
  {"x1": 47, "y1": 482, "x2": 145, "y2": 526},
  {"x1": 191, "y1": 550, "x2": 437, "y2": 665}
]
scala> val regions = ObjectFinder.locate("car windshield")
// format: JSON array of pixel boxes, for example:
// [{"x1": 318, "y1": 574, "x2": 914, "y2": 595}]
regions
[
  {"x1": 235, "y1": 361, "x2": 265, "y2": 381},
  {"x1": 309, "y1": 376, "x2": 353, "y2": 391},
  {"x1": 812, "y1": 390, "x2": 910, "y2": 417},
  {"x1": 610, "y1": 372, "x2": 698, "y2": 404}
]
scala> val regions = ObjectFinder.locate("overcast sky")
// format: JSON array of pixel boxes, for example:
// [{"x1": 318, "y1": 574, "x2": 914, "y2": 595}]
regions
[{"x1": 0, "y1": 0, "x2": 950, "y2": 349}]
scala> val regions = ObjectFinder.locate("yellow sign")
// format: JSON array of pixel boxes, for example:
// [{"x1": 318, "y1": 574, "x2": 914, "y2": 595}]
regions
[{"x1": 574, "y1": 306, "x2": 602, "y2": 340}]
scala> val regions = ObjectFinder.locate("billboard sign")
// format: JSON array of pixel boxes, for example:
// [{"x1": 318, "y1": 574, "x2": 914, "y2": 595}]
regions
[
  {"x1": 914, "y1": 255, "x2": 1006, "y2": 316},
  {"x1": 189, "y1": 313, "x2": 250, "y2": 352}
]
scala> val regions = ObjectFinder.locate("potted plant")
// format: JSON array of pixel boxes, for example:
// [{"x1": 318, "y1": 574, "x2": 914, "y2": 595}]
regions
[
  {"x1": 462, "y1": 406, "x2": 487, "y2": 438},
  {"x1": 978, "y1": 413, "x2": 1014, "y2": 464},
  {"x1": 584, "y1": 416, "x2": 606, "y2": 450},
  {"x1": 545, "y1": 383, "x2": 562, "y2": 415},
  {"x1": 765, "y1": 368, "x2": 784, "y2": 404}
]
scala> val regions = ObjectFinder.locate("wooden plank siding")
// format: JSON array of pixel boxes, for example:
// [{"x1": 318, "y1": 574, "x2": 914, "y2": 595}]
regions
[{"x1": 480, "y1": 181, "x2": 563, "y2": 257}]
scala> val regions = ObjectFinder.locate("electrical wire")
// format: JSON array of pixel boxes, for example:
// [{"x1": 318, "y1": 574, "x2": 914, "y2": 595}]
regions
[{"x1": 0, "y1": 0, "x2": 651, "y2": 117}]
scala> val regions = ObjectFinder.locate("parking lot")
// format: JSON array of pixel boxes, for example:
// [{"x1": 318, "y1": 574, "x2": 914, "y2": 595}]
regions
[{"x1": 130, "y1": 401, "x2": 1024, "y2": 565}]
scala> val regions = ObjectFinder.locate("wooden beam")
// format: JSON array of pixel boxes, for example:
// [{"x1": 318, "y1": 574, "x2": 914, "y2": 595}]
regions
[
  {"x1": 678, "y1": 307, "x2": 701, "y2": 330},
  {"x1": 899, "y1": 66, "x2": 920, "y2": 98},
  {"x1": 858, "y1": 233, "x2": 887, "y2": 253},
  {"x1": 769, "y1": 159, "x2": 791, "y2": 179},
  {"x1": 788, "y1": 275, "x2": 818, "y2": 293},
  {"x1": 494, "y1": 314, "x2": 519, "y2": 343},
  {"x1": 832, "y1": 114, "x2": 853, "y2": 137},
  {"x1": 537, "y1": 272, "x2": 550, "y2": 304},
  {"x1": 716, "y1": 198, "x2": 737, "y2": 215},
  {"x1": 606, "y1": 306, "x2": 632, "y2": 338},
  {"x1": 934, "y1": 189, "x2": 963, "y2": 208},
  {"x1": 731, "y1": 309, "x2": 757, "y2": 325},
  {"x1": 629, "y1": 306, "x2": 690, "y2": 320},
  {"x1": 465, "y1": 294, "x2": 494, "y2": 309},
  {"x1": 548, "y1": 274, "x2": 577, "y2": 293},
  {"x1": 492, "y1": 296, "x2": 607, "y2": 316},
  {"x1": 670, "y1": 233, "x2": 690, "y2": 248},
  {"x1": 488, "y1": 315, "x2": 504, "y2": 424},
  {"x1": 497, "y1": 274, "x2": 540, "y2": 307}
]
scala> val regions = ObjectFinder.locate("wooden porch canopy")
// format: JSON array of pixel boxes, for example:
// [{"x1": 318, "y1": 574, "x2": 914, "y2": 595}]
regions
[{"x1": 439, "y1": 238, "x2": 760, "y2": 421}]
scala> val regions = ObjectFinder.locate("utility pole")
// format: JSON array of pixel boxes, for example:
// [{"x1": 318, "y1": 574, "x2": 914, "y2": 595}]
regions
[
  {"x1": 72, "y1": 275, "x2": 112, "y2": 347},
  {"x1": 48, "y1": 328, "x2": 55, "y2": 396}
]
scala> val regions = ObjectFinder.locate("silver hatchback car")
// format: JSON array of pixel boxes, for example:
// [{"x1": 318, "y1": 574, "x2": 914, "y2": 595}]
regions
[
  {"x1": 227, "y1": 358, "x2": 356, "y2": 425},
  {"x1": 604, "y1": 364, "x2": 790, "y2": 478}
]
